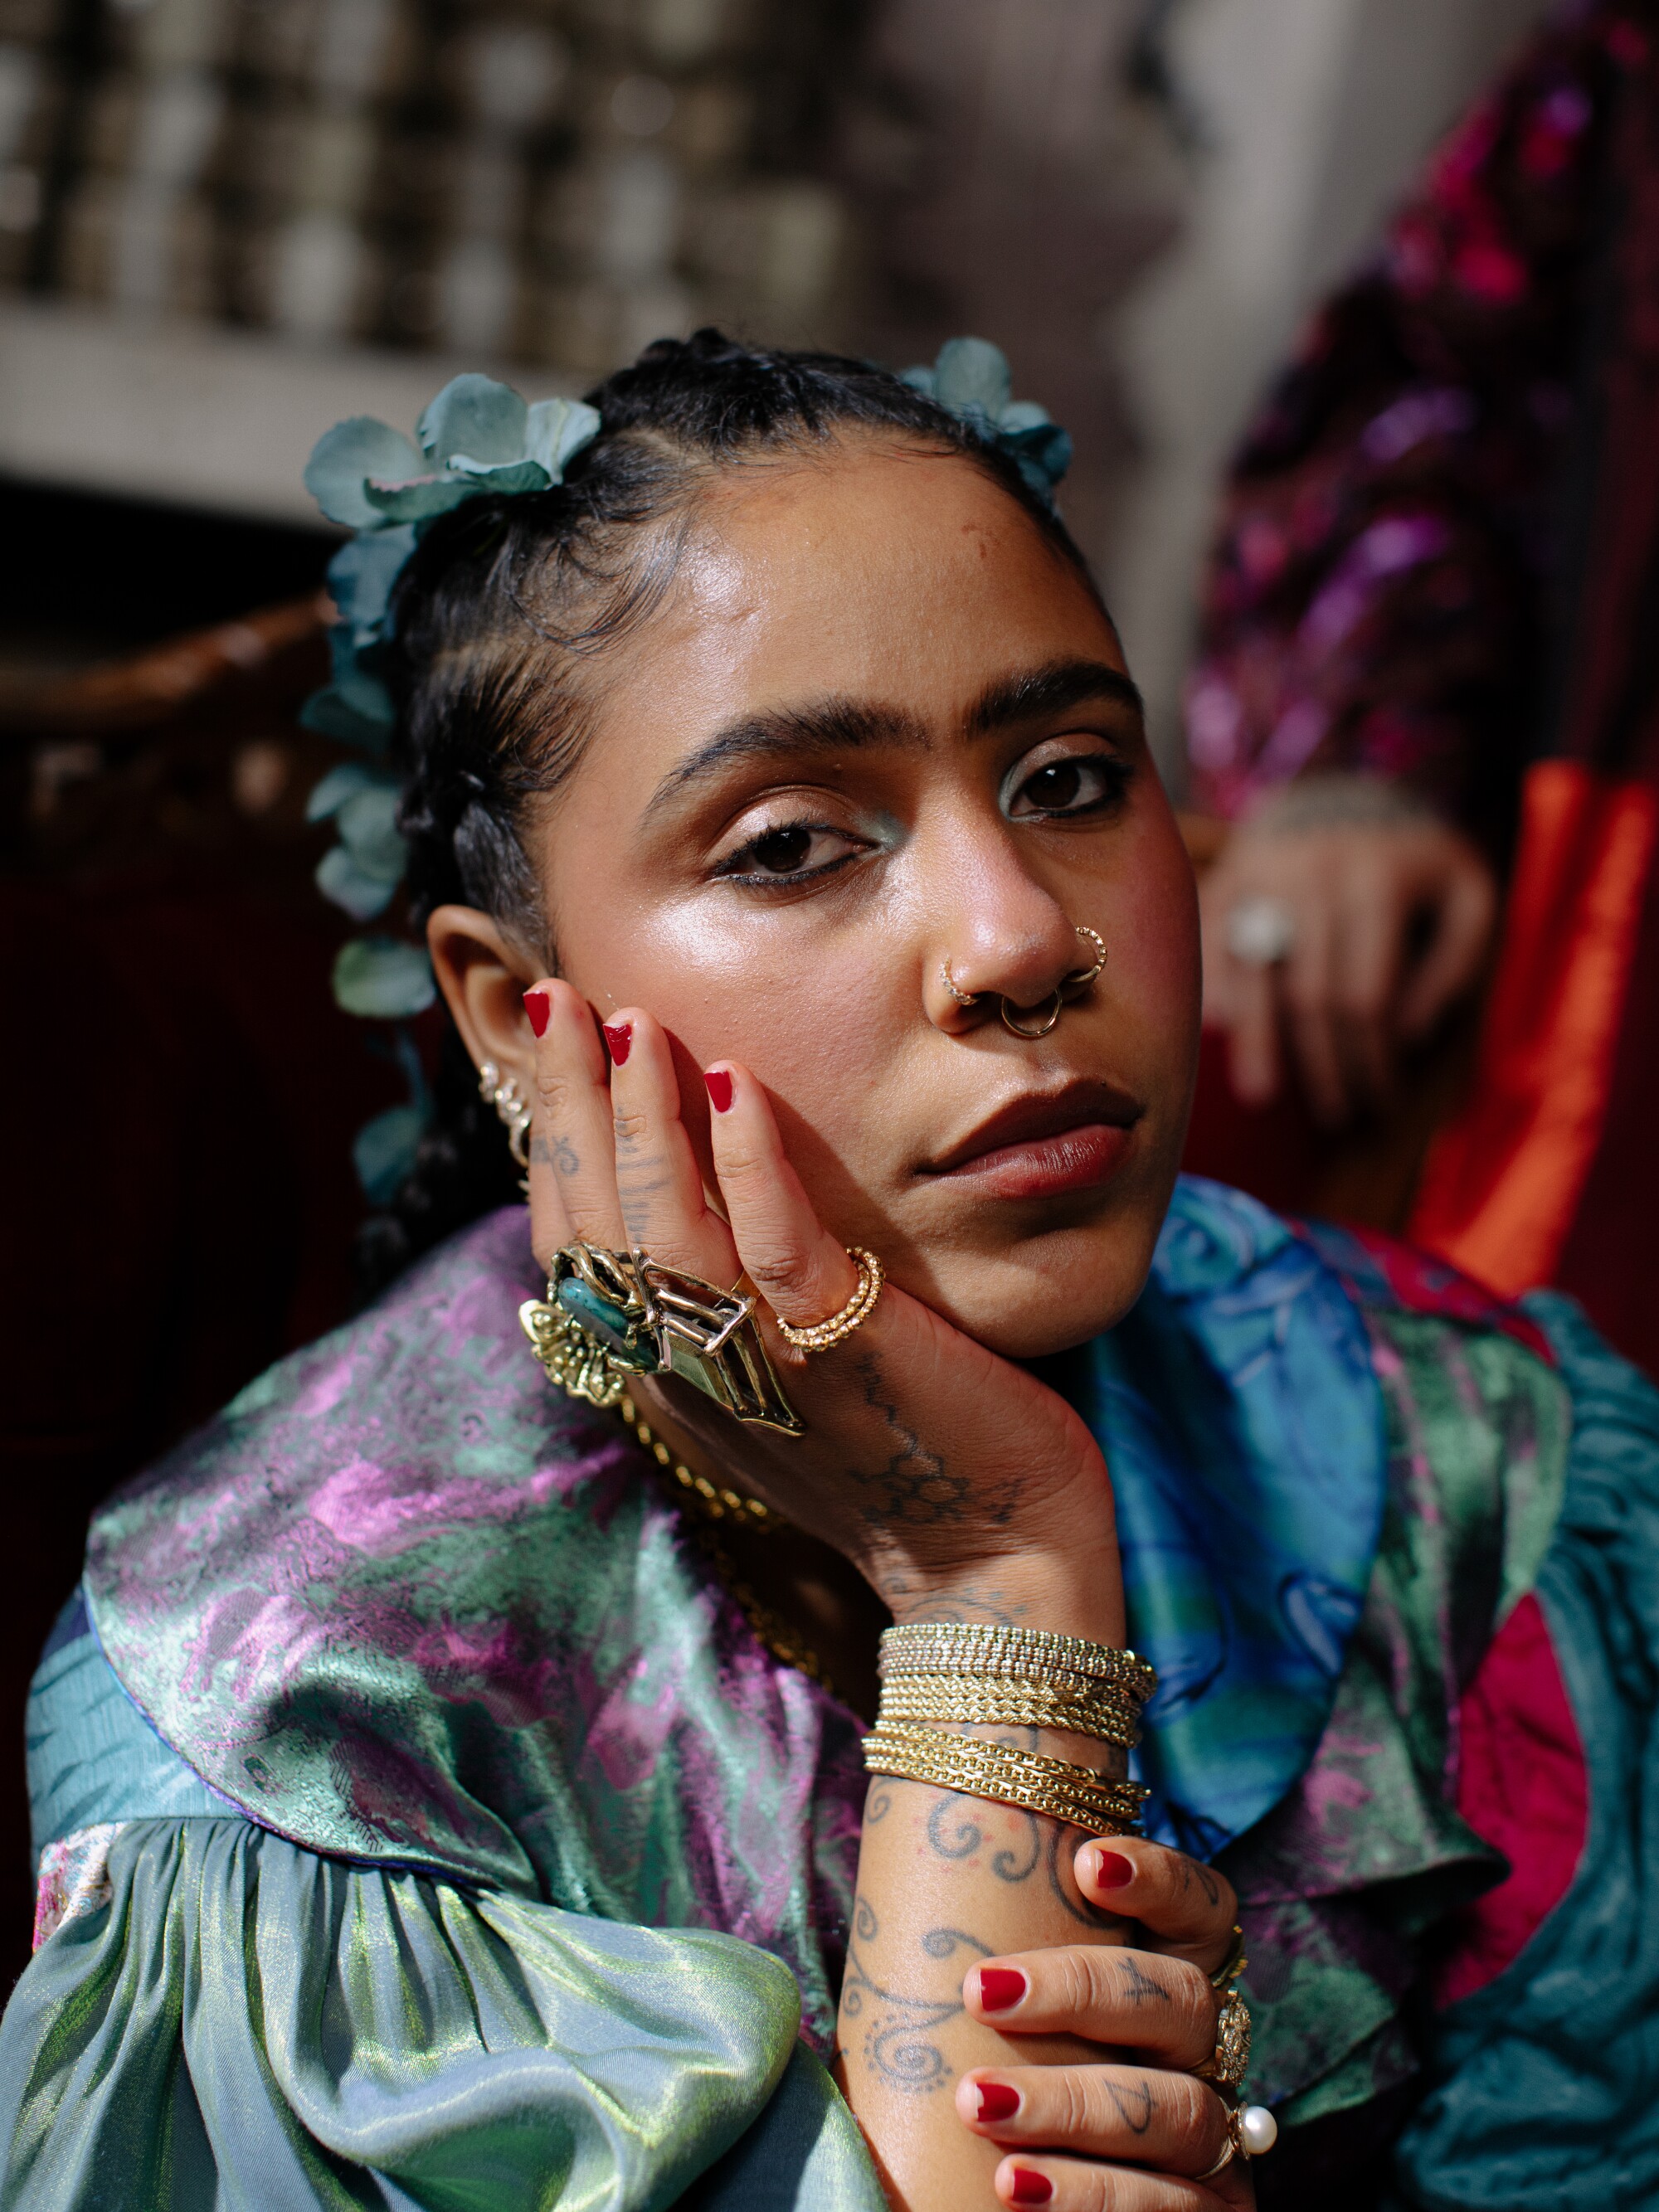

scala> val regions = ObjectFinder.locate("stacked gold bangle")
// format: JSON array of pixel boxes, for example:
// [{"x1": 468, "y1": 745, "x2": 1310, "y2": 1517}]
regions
[
  {"x1": 863, "y1": 1622, "x2": 1158, "y2": 1835},
  {"x1": 876, "y1": 1675, "x2": 1143, "y2": 1747},
  {"x1": 879, "y1": 1623, "x2": 1159, "y2": 1698}
]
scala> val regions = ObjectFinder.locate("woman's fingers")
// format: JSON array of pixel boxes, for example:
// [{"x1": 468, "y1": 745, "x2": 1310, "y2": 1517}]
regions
[
  {"x1": 965, "y1": 1947, "x2": 1214, "y2": 2069},
  {"x1": 957, "y1": 2062, "x2": 1229, "y2": 2177},
  {"x1": 1396, "y1": 839, "x2": 1496, "y2": 1038},
  {"x1": 523, "y1": 980, "x2": 623, "y2": 1264},
  {"x1": 1073, "y1": 1840, "x2": 1240, "y2": 1977},
  {"x1": 704, "y1": 1060, "x2": 862, "y2": 1330},
  {"x1": 1220, "y1": 957, "x2": 1280, "y2": 1110},
  {"x1": 602, "y1": 1012, "x2": 737, "y2": 1282},
  {"x1": 990, "y1": 2151, "x2": 1243, "y2": 2210}
]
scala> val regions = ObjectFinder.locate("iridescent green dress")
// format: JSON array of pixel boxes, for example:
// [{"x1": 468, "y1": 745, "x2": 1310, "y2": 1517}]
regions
[{"x1": 5, "y1": 1179, "x2": 1657, "y2": 2209}]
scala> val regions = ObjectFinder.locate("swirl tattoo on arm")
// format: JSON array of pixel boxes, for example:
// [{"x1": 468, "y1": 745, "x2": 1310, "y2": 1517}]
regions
[{"x1": 839, "y1": 1898, "x2": 991, "y2": 2095}]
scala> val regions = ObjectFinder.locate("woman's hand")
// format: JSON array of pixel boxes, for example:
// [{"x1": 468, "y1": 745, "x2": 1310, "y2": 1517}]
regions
[
  {"x1": 523, "y1": 980, "x2": 1121, "y2": 1631},
  {"x1": 1199, "y1": 779, "x2": 1495, "y2": 1125},
  {"x1": 954, "y1": 1837, "x2": 1257, "y2": 2209}
]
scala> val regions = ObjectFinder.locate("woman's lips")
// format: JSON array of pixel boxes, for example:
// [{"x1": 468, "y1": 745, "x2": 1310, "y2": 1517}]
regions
[{"x1": 934, "y1": 1120, "x2": 1134, "y2": 1201}]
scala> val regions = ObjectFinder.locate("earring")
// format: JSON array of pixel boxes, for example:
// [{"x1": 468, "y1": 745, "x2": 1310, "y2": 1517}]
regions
[{"x1": 478, "y1": 1059, "x2": 533, "y2": 1170}]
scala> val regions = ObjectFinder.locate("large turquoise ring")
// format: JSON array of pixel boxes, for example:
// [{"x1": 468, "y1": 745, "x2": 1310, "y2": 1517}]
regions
[{"x1": 520, "y1": 1242, "x2": 804, "y2": 1435}]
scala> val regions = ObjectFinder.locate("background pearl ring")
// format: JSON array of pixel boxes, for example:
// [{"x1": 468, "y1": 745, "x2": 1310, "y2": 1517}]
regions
[{"x1": 1225, "y1": 895, "x2": 1296, "y2": 968}]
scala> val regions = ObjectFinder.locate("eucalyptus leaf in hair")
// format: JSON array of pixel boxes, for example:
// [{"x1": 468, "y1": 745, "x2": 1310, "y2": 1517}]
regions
[
  {"x1": 901, "y1": 338, "x2": 1072, "y2": 503},
  {"x1": 332, "y1": 937, "x2": 436, "y2": 1019},
  {"x1": 353, "y1": 1103, "x2": 430, "y2": 1206},
  {"x1": 300, "y1": 372, "x2": 601, "y2": 1128},
  {"x1": 316, "y1": 846, "x2": 399, "y2": 921}
]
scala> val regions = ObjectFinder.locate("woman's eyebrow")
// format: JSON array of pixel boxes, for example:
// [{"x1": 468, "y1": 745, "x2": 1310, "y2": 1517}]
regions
[
  {"x1": 644, "y1": 659, "x2": 1142, "y2": 821},
  {"x1": 644, "y1": 697, "x2": 926, "y2": 817},
  {"x1": 966, "y1": 658, "x2": 1145, "y2": 733}
]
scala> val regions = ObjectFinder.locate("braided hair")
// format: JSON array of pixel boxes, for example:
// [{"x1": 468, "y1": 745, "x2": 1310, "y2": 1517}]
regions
[{"x1": 358, "y1": 328, "x2": 1101, "y2": 1291}]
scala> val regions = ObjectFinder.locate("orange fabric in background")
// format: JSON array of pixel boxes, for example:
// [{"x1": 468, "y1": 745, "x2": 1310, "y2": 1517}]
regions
[{"x1": 1409, "y1": 760, "x2": 1659, "y2": 1296}]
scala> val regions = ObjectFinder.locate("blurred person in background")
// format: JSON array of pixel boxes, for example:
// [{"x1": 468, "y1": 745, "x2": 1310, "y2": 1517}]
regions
[{"x1": 1189, "y1": 0, "x2": 1659, "y2": 1373}]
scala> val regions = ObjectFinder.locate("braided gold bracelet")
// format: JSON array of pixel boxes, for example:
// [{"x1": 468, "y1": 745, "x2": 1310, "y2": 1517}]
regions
[
  {"x1": 864, "y1": 1722, "x2": 1148, "y2": 1834},
  {"x1": 878, "y1": 1623, "x2": 1158, "y2": 1704},
  {"x1": 876, "y1": 1674, "x2": 1143, "y2": 1748}
]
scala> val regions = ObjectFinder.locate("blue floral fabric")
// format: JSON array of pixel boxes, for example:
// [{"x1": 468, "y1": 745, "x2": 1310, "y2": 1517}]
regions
[{"x1": 1061, "y1": 1177, "x2": 1388, "y2": 1854}]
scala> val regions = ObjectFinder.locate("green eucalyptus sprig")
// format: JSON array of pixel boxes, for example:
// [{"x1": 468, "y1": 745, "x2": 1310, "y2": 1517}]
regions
[
  {"x1": 301, "y1": 372, "x2": 600, "y2": 1196},
  {"x1": 900, "y1": 338, "x2": 1073, "y2": 503}
]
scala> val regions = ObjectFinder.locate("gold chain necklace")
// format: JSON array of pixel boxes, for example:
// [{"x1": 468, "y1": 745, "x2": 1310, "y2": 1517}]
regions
[
  {"x1": 617, "y1": 1391, "x2": 777, "y2": 1530},
  {"x1": 615, "y1": 1394, "x2": 831, "y2": 1689}
]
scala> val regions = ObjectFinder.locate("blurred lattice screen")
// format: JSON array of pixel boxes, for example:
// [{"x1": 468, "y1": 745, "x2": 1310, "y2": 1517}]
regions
[{"x1": 0, "y1": 0, "x2": 855, "y2": 368}]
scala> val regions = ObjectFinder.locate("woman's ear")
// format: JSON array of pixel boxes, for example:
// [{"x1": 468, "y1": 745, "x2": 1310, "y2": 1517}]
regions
[{"x1": 427, "y1": 904, "x2": 541, "y2": 1089}]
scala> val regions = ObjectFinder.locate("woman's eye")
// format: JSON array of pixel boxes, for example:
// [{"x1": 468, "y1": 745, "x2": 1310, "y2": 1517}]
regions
[
  {"x1": 1009, "y1": 755, "x2": 1128, "y2": 819},
  {"x1": 751, "y1": 825, "x2": 815, "y2": 873},
  {"x1": 715, "y1": 821, "x2": 864, "y2": 884}
]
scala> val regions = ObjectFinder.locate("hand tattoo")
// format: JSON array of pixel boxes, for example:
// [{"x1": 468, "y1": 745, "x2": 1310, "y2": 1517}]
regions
[{"x1": 846, "y1": 1352, "x2": 974, "y2": 1527}]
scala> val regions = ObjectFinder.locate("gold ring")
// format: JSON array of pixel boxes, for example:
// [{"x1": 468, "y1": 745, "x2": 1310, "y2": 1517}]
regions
[
  {"x1": 1193, "y1": 1988, "x2": 1252, "y2": 2091},
  {"x1": 520, "y1": 1242, "x2": 803, "y2": 1432},
  {"x1": 1209, "y1": 1923, "x2": 1248, "y2": 1991},
  {"x1": 1193, "y1": 2131, "x2": 1236, "y2": 2184},
  {"x1": 775, "y1": 1247, "x2": 884, "y2": 1350},
  {"x1": 1000, "y1": 991, "x2": 1063, "y2": 1038},
  {"x1": 940, "y1": 960, "x2": 980, "y2": 1009},
  {"x1": 996, "y1": 925, "x2": 1105, "y2": 1037},
  {"x1": 1064, "y1": 924, "x2": 1107, "y2": 989}
]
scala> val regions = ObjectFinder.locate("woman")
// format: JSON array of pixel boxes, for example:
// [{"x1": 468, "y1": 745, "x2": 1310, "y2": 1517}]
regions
[{"x1": 2, "y1": 333, "x2": 1654, "y2": 2212}]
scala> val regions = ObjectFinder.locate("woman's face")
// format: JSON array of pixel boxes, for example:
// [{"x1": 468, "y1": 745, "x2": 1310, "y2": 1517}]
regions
[{"x1": 521, "y1": 440, "x2": 1200, "y2": 1358}]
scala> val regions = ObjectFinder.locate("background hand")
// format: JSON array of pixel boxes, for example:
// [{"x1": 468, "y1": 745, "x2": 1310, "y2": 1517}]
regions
[
  {"x1": 1198, "y1": 779, "x2": 1496, "y2": 1125},
  {"x1": 954, "y1": 1839, "x2": 1255, "y2": 2208}
]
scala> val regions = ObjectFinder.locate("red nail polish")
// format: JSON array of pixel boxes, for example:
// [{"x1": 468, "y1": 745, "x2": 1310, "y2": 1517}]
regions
[
  {"x1": 704, "y1": 1069, "x2": 734, "y2": 1115},
  {"x1": 1008, "y1": 2171, "x2": 1053, "y2": 2206},
  {"x1": 976, "y1": 1967, "x2": 1027, "y2": 2014},
  {"x1": 523, "y1": 989, "x2": 550, "y2": 1038},
  {"x1": 1087, "y1": 1850, "x2": 1135, "y2": 1891},
  {"x1": 975, "y1": 2082, "x2": 1020, "y2": 2124},
  {"x1": 602, "y1": 1020, "x2": 632, "y2": 1066}
]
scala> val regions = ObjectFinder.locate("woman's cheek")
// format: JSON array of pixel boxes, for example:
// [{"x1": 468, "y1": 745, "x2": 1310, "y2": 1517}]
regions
[{"x1": 1112, "y1": 821, "x2": 1202, "y2": 1062}]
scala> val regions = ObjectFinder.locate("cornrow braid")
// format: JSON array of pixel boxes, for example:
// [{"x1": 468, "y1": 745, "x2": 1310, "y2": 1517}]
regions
[{"x1": 357, "y1": 328, "x2": 1100, "y2": 1292}]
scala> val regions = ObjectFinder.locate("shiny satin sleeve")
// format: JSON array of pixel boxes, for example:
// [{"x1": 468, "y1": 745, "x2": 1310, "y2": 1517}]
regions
[{"x1": 0, "y1": 1817, "x2": 883, "y2": 2211}]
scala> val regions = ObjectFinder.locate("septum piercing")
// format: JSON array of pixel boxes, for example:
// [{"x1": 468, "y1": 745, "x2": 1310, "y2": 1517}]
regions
[{"x1": 941, "y1": 926, "x2": 1107, "y2": 1036}]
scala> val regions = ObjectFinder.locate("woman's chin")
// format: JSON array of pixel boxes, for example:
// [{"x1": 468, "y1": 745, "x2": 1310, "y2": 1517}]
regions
[{"x1": 916, "y1": 1242, "x2": 1154, "y2": 1363}]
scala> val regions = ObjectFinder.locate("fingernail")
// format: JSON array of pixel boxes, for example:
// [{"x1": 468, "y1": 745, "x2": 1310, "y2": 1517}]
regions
[
  {"x1": 523, "y1": 989, "x2": 550, "y2": 1038},
  {"x1": 1008, "y1": 2171, "x2": 1053, "y2": 2206},
  {"x1": 704, "y1": 1068, "x2": 734, "y2": 1115},
  {"x1": 602, "y1": 1020, "x2": 632, "y2": 1066},
  {"x1": 975, "y1": 2082, "x2": 1021, "y2": 2124},
  {"x1": 975, "y1": 1967, "x2": 1027, "y2": 2014},
  {"x1": 1082, "y1": 1847, "x2": 1135, "y2": 1891}
]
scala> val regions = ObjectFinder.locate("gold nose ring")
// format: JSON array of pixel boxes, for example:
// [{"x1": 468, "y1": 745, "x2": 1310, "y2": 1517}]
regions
[
  {"x1": 940, "y1": 961, "x2": 980, "y2": 1009},
  {"x1": 1065, "y1": 925, "x2": 1107, "y2": 989},
  {"x1": 945, "y1": 926, "x2": 1107, "y2": 1037}
]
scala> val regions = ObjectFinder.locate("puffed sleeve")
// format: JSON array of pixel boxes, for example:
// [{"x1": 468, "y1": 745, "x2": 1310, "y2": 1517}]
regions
[{"x1": 0, "y1": 1818, "x2": 883, "y2": 2210}]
